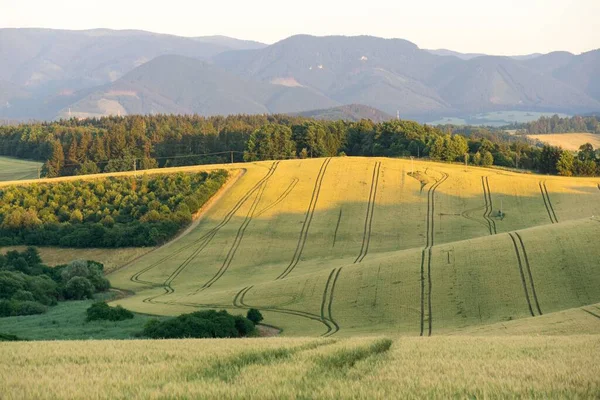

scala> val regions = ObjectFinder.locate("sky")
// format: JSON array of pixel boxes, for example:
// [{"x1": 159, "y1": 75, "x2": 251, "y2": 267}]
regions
[{"x1": 1, "y1": 0, "x2": 599, "y2": 55}]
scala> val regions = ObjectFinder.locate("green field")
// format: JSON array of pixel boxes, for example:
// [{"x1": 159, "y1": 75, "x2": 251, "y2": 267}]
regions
[
  {"x1": 2, "y1": 335, "x2": 598, "y2": 399},
  {"x1": 0, "y1": 293, "x2": 165, "y2": 340},
  {"x1": 0, "y1": 156, "x2": 42, "y2": 181},
  {"x1": 105, "y1": 157, "x2": 600, "y2": 336}
]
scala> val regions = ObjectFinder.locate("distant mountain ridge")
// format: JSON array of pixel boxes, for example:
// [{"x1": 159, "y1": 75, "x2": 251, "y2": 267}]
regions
[{"x1": 1, "y1": 28, "x2": 599, "y2": 121}]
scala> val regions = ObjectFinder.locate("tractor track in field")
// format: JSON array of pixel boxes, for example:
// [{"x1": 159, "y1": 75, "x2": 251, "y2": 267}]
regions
[
  {"x1": 420, "y1": 170, "x2": 448, "y2": 337},
  {"x1": 320, "y1": 268, "x2": 343, "y2": 337},
  {"x1": 332, "y1": 208, "x2": 343, "y2": 247},
  {"x1": 137, "y1": 162, "x2": 279, "y2": 304},
  {"x1": 581, "y1": 308, "x2": 600, "y2": 320},
  {"x1": 514, "y1": 232, "x2": 542, "y2": 315},
  {"x1": 354, "y1": 161, "x2": 381, "y2": 264},
  {"x1": 481, "y1": 176, "x2": 497, "y2": 235},
  {"x1": 232, "y1": 285, "x2": 336, "y2": 335},
  {"x1": 461, "y1": 205, "x2": 489, "y2": 229},
  {"x1": 193, "y1": 167, "x2": 273, "y2": 293},
  {"x1": 255, "y1": 177, "x2": 299, "y2": 217},
  {"x1": 539, "y1": 181, "x2": 559, "y2": 224},
  {"x1": 276, "y1": 158, "x2": 332, "y2": 280},
  {"x1": 508, "y1": 232, "x2": 538, "y2": 317},
  {"x1": 130, "y1": 162, "x2": 279, "y2": 286}
]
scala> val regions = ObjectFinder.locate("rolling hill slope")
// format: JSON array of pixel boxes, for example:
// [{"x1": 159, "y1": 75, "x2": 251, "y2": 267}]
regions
[
  {"x1": 62, "y1": 55, "x2": 338, "y2": 118},
  {"x1": 108, "y1": 157, "x2": 600, "y2": 336}
]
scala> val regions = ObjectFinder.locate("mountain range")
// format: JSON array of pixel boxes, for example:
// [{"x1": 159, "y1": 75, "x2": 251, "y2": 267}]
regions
[{"x1": 1, "y1": 28, "x2": 599, "y2": 122}]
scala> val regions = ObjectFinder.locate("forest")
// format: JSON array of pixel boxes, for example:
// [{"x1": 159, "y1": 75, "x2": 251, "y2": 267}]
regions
[
  {"x1": 0, "y1": 170, "x2": 227, "y2": 247},
  {"x1": 1, "y1": 114, "x2": 600, "y2": 177}
]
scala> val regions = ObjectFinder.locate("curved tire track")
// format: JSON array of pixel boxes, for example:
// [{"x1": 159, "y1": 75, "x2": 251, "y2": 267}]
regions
[
  {"x1": 354, "y1": 161, "x2": 381, "y2": 264},
  {"x1": 420, "y1": 170, "x2": 448, "y2": 337},
  {"x1": 277, "y1": 158, "x2": 332, "y2": 280}
]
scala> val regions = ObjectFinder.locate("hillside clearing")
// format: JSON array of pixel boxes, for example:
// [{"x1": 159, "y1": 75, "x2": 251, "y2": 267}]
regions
[
  {"x1": 0, "y1": 156, "x2": 42, "y2": 182},
  {"x1": 527, "y1": 132, "x2": 600, "y2": 151}
]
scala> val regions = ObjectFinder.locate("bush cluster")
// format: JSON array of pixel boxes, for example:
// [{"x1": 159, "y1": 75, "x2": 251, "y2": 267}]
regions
[
  {"x1": 0, "y1": 171, "x2": 227, "y2": 248},
  {"x1": 0, "y1": 248, "x2": 109, "y2": 317},
  {"x1": 141, "y1": 310, "x2": 256, "y2": 339},
  {"x1": 86, "y1": 302, "x2": 134, "y2": 322}
]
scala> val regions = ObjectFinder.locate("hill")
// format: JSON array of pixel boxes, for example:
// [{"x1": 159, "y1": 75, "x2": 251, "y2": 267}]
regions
[
  {"x1": 61, "y1": 55, "x2": 338, "y2": 118},
  {"x1": 292, "y1": 104, "x2": 393, "y2": 122},
  {"x1": 105, "y1": 157, "x2": 600, "y2": 336},
  {"x1": 527, "y1": 132, "x2": 600, "y2": 151},
  {"x1": 214, "y1": 35, "x2": 600, "y2": 118},
  {"x1": 2, "y1": 29, "x2": 600, "y2": 120}
]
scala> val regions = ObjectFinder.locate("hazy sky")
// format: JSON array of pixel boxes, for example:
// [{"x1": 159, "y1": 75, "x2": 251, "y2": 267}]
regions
[{"x1": 2, "y1": 0, "x2": 599, "y2": 55}]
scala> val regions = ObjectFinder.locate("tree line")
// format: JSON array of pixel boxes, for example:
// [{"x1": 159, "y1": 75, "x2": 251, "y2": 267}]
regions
[
  {"x1": 511, "y1": 114, "x2": 600, "y2": 134},
  {"x1": 1, "y1": 114, "x2": 600, "y2": 177},
  {"x1": 0, "y1": 170, "x2": 227, "y2": 248}
]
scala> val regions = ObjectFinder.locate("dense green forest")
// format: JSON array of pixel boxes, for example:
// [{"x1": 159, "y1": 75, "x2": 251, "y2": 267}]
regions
[
  {"x1": 0, "y1": 248, "x2": 108, "y2": 317},
  {"x1": 511, "y1": 115, "x2": 600, "y2": 134},
  {"x1": 0, "y1": 170, "x2": 227, "y2": 247},
  {"x1": 1, "y1": 114, "x2": 600, "y2": 177}
]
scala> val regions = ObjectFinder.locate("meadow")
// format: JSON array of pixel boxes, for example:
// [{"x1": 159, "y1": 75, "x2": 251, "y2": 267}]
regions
[
  {"x1": 1, "y1": 335, "x2": 598, "y2": 399},
  {"x1": 527, "y1": 132, "x2": 600, "y2": 151},
  {"x1": 0, "y1": 156, "x2": 42, "y2": 182}
]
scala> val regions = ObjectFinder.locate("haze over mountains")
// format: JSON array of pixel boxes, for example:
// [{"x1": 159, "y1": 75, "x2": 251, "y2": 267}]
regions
[{"x1": 1, "y1": 28, "x2": 599, "y2": 122}]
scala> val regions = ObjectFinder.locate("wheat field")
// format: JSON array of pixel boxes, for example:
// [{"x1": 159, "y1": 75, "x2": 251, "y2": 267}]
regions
[
  {"x1": 103, "y1": 157, "x2": 600, "y2": 336},
  {"x1": 527, "y1": 132, "x2": 600, "y2": 151},
  {"x1": 1, "y1": 336, "x2": 598, "y2": 399}
]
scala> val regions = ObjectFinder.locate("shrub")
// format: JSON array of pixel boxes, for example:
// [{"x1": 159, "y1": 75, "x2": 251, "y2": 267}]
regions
[
  {"x1": 141, "y1": 310, "x2": 255, "y2": 339},
  {"x1": 86, "y1": 302, "x2": 134, "y2": 322},
  {"x1": 62, "y1": 276, "x2": 94, "y2": 300},
  {"x1": 0, "y1": 299, "x2": 47, "y2": 317},
  {"x1": 247, "y1": 308, "x2": 264, "y2": 324}
]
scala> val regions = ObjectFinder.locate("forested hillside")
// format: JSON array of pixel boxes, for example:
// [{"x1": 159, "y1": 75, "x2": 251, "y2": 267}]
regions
[
  {"x1": 2, "y1": 114, "x2": 600, "y2": 178},
  {"x1": 0, "y1": 171, "x2": 227, "y2": 247}
]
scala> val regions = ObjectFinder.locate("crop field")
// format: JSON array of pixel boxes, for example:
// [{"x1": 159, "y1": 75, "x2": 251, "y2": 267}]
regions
[
  {"x1": 0, "y1": 156, "x2": 42, "y2": 182},
  {"x1": 527, "y1": 132, "x2": 600, "y2": 151},
  {"x1": 105, "y1": 157, "x2": 600, "y2": 336},
  {"x1": 2, "y1": 335, "x2": 598, "y2": 399}
]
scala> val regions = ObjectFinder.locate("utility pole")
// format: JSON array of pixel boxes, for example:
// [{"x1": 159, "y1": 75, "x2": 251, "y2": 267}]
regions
[
  {"x1": 464, "y1": 153, "x2": 468, "y2": 169},
  {"x1": 231, "y1": 150, "x2": 234, "y2": 164}
]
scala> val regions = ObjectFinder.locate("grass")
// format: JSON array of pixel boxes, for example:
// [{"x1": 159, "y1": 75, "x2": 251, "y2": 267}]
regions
[
  {"x1": 0, "y1": 293, "x2": 165, "y2": 340},
  {"x1": 102, "y1": 157, "x2": 600, "y2": 337},
  {"x1": 0, "y1": 156, "x2": 42, "y2": 182},
  {"x1": 527, "y1": 132, "x2": 600, "y2": 151},
  {"x1": 1, "y1": 335, "x2": 598, "y2": 399}
]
